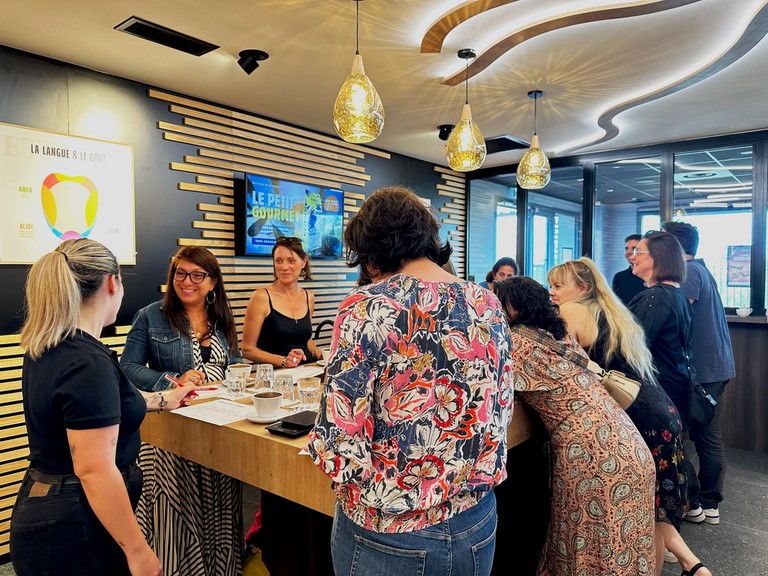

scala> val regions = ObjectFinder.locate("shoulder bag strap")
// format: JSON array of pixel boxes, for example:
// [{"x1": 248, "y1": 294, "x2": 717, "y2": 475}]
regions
[{"x1": 512, "y1": 325, "x2": 599, "y2": 373}]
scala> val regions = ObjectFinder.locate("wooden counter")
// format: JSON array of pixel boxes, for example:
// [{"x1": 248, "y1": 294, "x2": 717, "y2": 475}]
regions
[{"x1": 140, "y1": 400, "x2": 336, "y2": 516}]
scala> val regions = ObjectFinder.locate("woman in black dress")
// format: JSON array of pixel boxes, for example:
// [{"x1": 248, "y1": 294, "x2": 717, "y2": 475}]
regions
[{"x1": 629, "y1": 233, "x2": 713, "y2": 576}]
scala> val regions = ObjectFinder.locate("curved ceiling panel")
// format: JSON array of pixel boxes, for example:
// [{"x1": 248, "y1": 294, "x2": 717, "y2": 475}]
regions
[
  {"x1": 420, "y1": 0, "x2": 519, "y2": 54},
  {"x1": 575, "y1": 2, "x2": 768, "y2": 151},
  {"x1": 438, "y1": 0, "x2": 703, "y2": 87}
]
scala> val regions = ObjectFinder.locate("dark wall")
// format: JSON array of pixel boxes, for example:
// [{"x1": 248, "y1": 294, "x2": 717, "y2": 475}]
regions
[{"x1": 0, "y1": 45, "x2": 445, "y2": 334}]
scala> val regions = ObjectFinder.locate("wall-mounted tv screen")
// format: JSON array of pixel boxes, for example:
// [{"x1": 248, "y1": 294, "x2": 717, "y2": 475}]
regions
[{"x1": 234, "y1": 173, "x2": 344, "y2": 259}]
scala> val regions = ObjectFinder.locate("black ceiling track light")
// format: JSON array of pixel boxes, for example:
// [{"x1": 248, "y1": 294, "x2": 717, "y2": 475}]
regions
[
  {"x1": 114, "y1": 16, "x2": 218, "y2": 56},
  {"x1": 237, "y1": 49, "x2": 270, "y2": 74}
]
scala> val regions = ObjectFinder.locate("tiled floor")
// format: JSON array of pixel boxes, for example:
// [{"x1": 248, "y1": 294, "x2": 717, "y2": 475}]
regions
[{"x1": 1, "y1": 446, "x2": 765, "y2": 575}]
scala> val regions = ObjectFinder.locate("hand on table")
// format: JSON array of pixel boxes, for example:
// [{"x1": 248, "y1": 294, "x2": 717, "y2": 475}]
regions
[{"x1": 179, "y1": 369, "x2": 206, "y2": 386}]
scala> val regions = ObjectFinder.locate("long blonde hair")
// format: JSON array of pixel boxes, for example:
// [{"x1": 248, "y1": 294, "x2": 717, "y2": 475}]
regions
[
  {"x1": 547, "y1": 258, "x2": 656, "y2": 384},
  {"x1": 21, "y1": 239, "x2": 119, "y2": 359}
]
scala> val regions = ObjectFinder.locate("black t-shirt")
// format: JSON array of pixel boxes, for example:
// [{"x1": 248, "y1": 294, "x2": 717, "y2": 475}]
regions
[
  {"x1": 22, "y1": 330, "x2": 146, "y2": 474},
  {"x1": 612, "y1": 267, "x2": 646, "y2": 306}
]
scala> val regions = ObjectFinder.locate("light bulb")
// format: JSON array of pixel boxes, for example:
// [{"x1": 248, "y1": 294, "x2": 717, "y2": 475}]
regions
[
  {"x1": 446, "y1": 104, "x2": 486, "y2": 172},
  {"x1": 333, "y1": 54, "x2": 384, "y2": 144},
  {"x1": 516, "y1": 134, "x2": 551, "y2": 189}
]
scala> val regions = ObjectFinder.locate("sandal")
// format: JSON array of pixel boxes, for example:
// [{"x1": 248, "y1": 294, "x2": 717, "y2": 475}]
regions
[{"x1": 681, "y1": 562, "x2": 706, "y2": 576}]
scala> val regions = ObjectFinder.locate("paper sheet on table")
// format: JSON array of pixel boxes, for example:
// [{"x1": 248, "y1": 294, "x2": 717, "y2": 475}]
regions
[
  {"x1": 171, "y1": 399, "x2": 251, "y2": 426},
  {"x1": 277, "y1": 365, "x2": 325, "y2": 380}
]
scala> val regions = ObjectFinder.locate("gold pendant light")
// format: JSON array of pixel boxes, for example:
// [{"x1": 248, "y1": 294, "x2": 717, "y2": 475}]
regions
[
  {"x1": 516, "y1": 90, "x2": 551, "y2": 189},
  {"x1": 445, "y1": 49, "x2": 486, "y2": 172},
  {"x1": 333, "y1": 0, "x2": 384, "y2": 144}
]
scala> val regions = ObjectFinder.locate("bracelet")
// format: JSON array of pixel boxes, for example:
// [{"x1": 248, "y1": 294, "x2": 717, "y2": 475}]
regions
[
  {"x1": 157, "y1": 392, "x2": 167, "y2": 413},
  {"x1": 280, "y1": 356, "x2": 287, "y2": 368}
]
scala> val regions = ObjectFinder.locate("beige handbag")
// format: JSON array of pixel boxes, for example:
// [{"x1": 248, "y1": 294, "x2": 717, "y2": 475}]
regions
[{"x1": 585, "y1": 360, "x2": 640, "y2": 410}]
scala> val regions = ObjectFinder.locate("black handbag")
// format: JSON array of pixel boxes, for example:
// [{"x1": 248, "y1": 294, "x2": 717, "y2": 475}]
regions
[{"x1": 678, "y1": 330, "x2": 717, "y2": 428}]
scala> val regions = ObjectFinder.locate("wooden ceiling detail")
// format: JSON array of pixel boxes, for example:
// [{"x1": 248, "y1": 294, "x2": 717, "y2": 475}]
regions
[
  {"x1": 571, "y1": 2, "x2": 768, "y2": 152},
  {"x1": 420, "y1": 0, "x2": 518, "y2": 54},
  {"x1": 438, "y1": 0, "x2": 702, "y2": 86}
]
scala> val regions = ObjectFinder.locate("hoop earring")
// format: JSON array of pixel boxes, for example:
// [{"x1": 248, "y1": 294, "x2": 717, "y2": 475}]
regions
[{"x1": 206, "y1": 291, "x2": 216, "y2": 304}]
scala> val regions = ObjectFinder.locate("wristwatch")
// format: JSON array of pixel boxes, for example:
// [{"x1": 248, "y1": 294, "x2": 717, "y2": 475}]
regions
[{"x1": 280, "y1": 356, "x2": 287, "y2": 368}]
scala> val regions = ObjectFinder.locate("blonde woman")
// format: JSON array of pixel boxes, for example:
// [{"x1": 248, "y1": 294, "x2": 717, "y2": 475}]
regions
[
  {"x1": 548, "y1": 258, "x2": 710, "y2": 576},
  {"x1": 10, "y1": 239, "x2": 195, "y2": 576}
]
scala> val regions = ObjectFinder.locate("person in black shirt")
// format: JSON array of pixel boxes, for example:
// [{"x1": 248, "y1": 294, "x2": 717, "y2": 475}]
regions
[
  {"x1": 10, "y1": 239, "x2": 195, "y2": 576},
  {"x1": 612, "y1": 233, "x2": 646, "y2": 305}
]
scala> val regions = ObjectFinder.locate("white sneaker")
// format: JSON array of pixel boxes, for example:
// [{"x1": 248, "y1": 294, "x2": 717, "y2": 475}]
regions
[
  {"x1": 664, "y1": 549, "x2": 678, "y2": 563},
  {"x1": 685, "y1": 506, "x2": 705, "y2": 523},
  {"x1": 703, "y1": 507, "x2": 720, "y2": 525}
]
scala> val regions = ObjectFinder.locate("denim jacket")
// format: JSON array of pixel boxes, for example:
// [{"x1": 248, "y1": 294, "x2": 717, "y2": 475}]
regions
[{"x1": 120, "y1": 300, "x2": 241, "y2": 391}]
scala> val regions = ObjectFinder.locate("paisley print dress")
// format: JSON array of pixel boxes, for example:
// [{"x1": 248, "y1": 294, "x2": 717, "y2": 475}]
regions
[
  {"x1": 308, "y1": 274, "x2": 514, "y2": 534},
  {"x1": 511, "y1": 326, "x2": 656, "y2": 576}
]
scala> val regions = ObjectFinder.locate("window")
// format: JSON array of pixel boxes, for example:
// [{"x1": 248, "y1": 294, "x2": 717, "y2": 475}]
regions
[
  {"x1": 467, "y1": 178, "x2": 516, "y2": 282},
  {"x1": 594, "y1": 157, "x2": 661, "y2": 282},
  {"x1": 526, "y1": 167, "x2": 582, "y2": 284},
  {"x1": 673, "y1": 145, "x2": 753, "y2": 308}
]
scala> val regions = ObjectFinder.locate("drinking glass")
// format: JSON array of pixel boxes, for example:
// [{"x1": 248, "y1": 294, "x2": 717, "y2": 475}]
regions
[
  {"x1": 225, "y1": 377, "x2": 246, "y2": 399},
  {"x1": 297, "y1": 377, "x2": 321, "y2": 411},
  {"x1": 227, "y1": 363, "x2": 252, "y2": 384},
  {"x1": 274, "y1": 374, "x2": 295, "y2": 402},
  {"x1": 254, "y1": 364, "x2": 274, "y2": 390}
]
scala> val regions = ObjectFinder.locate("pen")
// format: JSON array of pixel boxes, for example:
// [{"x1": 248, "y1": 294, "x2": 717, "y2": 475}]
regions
[{"x1": 197, "y1": 386, "x2": 218, "y2": 391}]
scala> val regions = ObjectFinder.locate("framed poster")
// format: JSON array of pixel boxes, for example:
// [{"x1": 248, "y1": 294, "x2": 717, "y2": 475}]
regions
[
  {"x1": 0, "y1": 122, "x2": 135, "y2": 264},
  {"x1": 726, "y1": 245, "x2": 750, "y2": 287}
]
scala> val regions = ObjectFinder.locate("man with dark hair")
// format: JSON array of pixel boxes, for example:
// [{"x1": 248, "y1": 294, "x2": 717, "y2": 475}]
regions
[
  {"x1": 662, "y1": 220, "x2": 735, "y2": 526},
  {"x1": 612, "y1": 234, "x2": 646, "y2": 305}
]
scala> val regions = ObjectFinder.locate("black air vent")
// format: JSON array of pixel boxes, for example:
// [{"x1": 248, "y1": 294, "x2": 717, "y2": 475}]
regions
[
  {"x1": 115, "y1": 16, "x2": 219, "y2": 56},
  {"x1": 486, "y1": 135, "x2": 529, "y2": 154}
]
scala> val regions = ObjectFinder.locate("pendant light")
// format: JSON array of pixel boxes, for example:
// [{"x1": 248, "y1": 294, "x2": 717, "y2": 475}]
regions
[
  {"x1": 516, "y1": 90, "x2": 551, "y2": 189},
  {"x1": 445, "y1": 48, "x2": 486, "y2": 172},
  {"x1": 333, "y1": 0, "x2": 384, "y2": 144}
]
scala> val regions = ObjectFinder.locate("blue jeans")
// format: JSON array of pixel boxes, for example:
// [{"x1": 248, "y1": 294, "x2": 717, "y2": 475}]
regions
[
  {"x1": 331, "y1": 491, "x2": 497, "y2": 576},
  {"x1": 10, "y1": 462, "x2": 142, "y2": 576},
  {"x1": 685, "y1": 379, "x2": 729, "y2": 509}
]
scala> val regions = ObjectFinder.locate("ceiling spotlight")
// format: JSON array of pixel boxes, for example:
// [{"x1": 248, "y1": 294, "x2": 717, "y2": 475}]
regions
[
  {"x1": 437, "y1": 124, "x2": 455, "y2": 141},
  {"x1": 237, "y1": 49, "x2": 269, "y2": 74}
]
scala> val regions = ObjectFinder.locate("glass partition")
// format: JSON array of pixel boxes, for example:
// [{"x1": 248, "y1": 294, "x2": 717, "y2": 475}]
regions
[
  {"x1": 467, "y1": 178, "x2": 516, "y2": 282},
  {"x1": 594, "y1": 157, "x2": 661, "y2": 282},
  {"x1": 672, "y1": 145, "x2": 753, "y2": 308},
  {"x1": 526, "y1": 166, "x2": 582, "y2": 285}
]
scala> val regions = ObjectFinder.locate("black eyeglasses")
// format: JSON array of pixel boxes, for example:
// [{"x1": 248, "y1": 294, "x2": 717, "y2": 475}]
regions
[
  {"x1": 173, "y1": 269, "x2": 211, "y2": 283},
  {"x1": 275, "y1": 236, "x2": 302, "y2": 246}
]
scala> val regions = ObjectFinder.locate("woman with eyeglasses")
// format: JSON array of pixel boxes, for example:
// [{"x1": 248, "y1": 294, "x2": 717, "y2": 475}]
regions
[
  {"x1": 548, "y1": 258, "x2": 704, "y2": 574},
  {"x1": 242, "y1": 235, "x2": 323, "y2": 368},
  {"x1": 120, "y1": 246, "x2": 244, "y2": 576},
  {"x1": 629, "y1": 232, "x2": 713, "y2": 576}
]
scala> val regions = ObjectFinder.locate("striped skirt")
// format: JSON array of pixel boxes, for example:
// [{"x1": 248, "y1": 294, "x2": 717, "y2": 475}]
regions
[{"x1": 136, "y1": 443, "x2": 244, "y2": 576}]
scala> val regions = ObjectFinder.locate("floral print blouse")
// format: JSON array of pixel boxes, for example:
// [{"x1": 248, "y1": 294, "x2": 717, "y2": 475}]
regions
[{"x1": 308, "y1": 274, "x2": 514, "y2": 533}]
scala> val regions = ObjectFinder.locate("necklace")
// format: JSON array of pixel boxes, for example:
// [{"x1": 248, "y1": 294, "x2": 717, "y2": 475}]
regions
[{"x1": 188, "y1": 311, "x2": 209, "y2": 340}]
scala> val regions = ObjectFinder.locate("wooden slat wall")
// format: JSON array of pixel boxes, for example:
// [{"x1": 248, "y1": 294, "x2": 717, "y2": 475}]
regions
[
  {"x1": 0, "y1": 89, "x2": 471, "y2": 557},
  {"x1": 0, "y1": 328, "x2": 131, "y2": 556}
]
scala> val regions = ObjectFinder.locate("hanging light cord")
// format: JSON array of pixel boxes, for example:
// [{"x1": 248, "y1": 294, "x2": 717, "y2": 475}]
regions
[
  {"x1": 355, "y1": 0, "x2": 360, "y2": 55},
  {"x1": 533, "y1": 95, "x2": 538, "y2": 136},
  {"x1": 464, "y1": 58, "x2": 469, "y2": 105}
]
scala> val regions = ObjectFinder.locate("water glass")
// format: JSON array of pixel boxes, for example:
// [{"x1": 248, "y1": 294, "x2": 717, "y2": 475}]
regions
[
  {"x1": 297, "y1": 377, "x2": 321, "y2": 411},
  {"x1": 274, "y1": 374, "x2": 295, "y2": 402},
  {"x1": 254, "y1": 363, "x2": 274, "y2": 389},
  {"x1": 227, "y1": 363, "x2": 252, "y2": 384},
  {"x1": 225, "y1": 377, "x2": 246, "y2": 399}
]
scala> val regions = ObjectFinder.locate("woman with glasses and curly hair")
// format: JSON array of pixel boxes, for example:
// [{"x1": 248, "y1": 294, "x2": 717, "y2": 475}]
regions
[
  {"x1": 242, "y1": 236, "x2": 323, "y2": 368},
  {"x1": 120, "y1": 246, "x2": 244, "y2": 576}
]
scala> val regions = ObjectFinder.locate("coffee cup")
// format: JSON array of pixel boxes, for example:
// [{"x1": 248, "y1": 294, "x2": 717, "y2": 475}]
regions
[
  {"x1": 736, "y1": 307, "x2": 752, "y2": 318},
  {"x1": 321, "y1": 349, "x2": 330, "y2": 361},
  {"x1": 252, "y1": 390, "x2": 283, "y2": 418},
  {"x1": 227, "y1": 363, "x2": 252, "y2": 384}
]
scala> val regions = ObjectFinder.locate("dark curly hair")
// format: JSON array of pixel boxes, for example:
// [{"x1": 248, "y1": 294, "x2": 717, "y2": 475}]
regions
[
  {"x1": 485, "y1": 256, "x2": 519, "y2": 283},
  {"x1": 344, "y1": 186, "x2": 452, "y2": 279},
  {"x1": 495, "y1": 276, "x2": 567, "y2": 340},
  {"x1": 661, "y1": 221, "x2": 699, "y2": 257}
]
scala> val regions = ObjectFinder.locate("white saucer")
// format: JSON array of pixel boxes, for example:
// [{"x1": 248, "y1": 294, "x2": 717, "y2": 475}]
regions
[
  {"x1": 316, "y1": 359, "x2": 327, "y2": 367},
  {"x1": 245, "y1": 407, "x2": 290, "y2": 424}
]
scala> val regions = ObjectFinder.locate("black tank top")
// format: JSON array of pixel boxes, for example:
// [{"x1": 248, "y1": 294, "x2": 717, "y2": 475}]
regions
[{"x1": 256, "y1": 289, "x2": 313, "y2": 362}]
